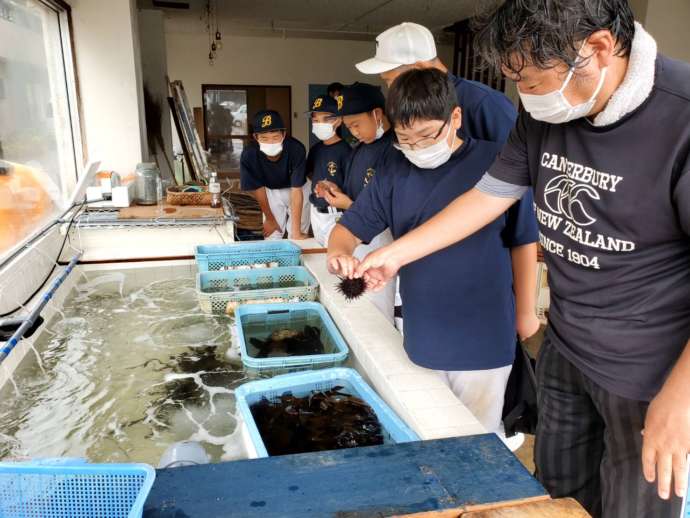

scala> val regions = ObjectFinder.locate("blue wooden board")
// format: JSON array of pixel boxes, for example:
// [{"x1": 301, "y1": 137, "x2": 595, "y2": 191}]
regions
[{"x1": 144, "y1": 434, "x2": 545, "y2": 517}]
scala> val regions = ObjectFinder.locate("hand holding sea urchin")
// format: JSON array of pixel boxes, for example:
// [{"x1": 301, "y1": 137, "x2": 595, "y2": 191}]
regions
[{"x1": 336, "y1": 276, "x2": 367, "y2": 301}]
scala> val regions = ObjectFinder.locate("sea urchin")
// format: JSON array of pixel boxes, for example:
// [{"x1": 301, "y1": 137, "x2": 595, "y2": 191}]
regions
[{"x1": 336, "y1": 276, "x2": 366, "y2": 301}]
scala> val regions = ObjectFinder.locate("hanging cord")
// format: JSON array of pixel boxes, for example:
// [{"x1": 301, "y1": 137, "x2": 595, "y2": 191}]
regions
[{"x1": 0, "y1": 200, "x2": 89, "y2": 318}]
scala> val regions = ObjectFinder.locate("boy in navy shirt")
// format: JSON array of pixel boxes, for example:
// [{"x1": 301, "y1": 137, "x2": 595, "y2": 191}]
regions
[
  {"x1": 306, "y1": 95, "x2": 351, "y2": 246},
  {"x1": 356, "y1": 22, "x2": 517, "y2": 145},
  {"x1": 321, "y1": 82, "x2": 396, "y2": 323},
  {"x1": 240, "y1": 110, "x2": 310, "y2": 239},
  {"x1": 327, "y1": 68, "x2": 539, "y2": 432}
]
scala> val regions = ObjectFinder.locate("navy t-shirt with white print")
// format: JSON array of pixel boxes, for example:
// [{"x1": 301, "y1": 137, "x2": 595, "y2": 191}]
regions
[
  {"x1": 306, "y1": 139, "x2": 351, "y2": 209},
  {"x1": 487, "y1": 54, "x2": 690, "y2": 401},
  {"x1": 449, "y1": 73, "x2": 517, "y2": 145},
  {"x1": 340, "y1": 138, "x2": 539, "y2": 371},
  {"x1": 343, "y1": 130, "x2": 396, "y2": 202},
  {"x1": 240, "y1": 136, "x2": 306, "y2": 191}
]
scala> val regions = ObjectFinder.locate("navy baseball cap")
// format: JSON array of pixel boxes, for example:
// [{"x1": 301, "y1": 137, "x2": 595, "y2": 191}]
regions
[
  {"x1": 253, "y1": 110, "x2": 286, "y2": 133},
  {"x1": 307, "y1": 95, "x2": 339, "y2": 115},
  {"x1": 338, "y1": 82, "x2": 385, "y2": 116}
]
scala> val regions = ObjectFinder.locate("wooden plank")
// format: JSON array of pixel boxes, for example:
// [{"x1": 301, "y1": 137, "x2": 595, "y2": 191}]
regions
[
  {"x1": 461, "y1": 498, "x2": 589, "y2": 517},
  {"x1": 143, "y1": 435, "x2": 546, "y2": 518},
  {"x1": 193, "y1": 107, "x2": 205, "y2": 148},
  {"x1": 118, "y1": 204, "x2": 222, "y2": 220},
  {"x1": 393, "y1": 497, "x2": 589, "y2": 518},
  {"x1": 394, "y1": 496, "x2": 551, "y2": 518}
]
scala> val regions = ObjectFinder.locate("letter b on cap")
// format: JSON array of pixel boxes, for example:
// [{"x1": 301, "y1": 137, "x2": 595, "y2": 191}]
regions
[{"x1": 261, "y1": 115, "x2": 272, "y2": 128}]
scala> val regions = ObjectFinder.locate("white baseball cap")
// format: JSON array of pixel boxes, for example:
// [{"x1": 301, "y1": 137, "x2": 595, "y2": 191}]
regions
[{"x1": 356, "y1": 22, "x2": 437, "y2": 75}]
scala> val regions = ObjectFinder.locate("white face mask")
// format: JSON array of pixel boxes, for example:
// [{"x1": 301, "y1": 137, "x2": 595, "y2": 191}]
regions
[
  {"x1": 259, "y1": 141, "x2": 283, "y2": 157},
  {"x1": 312, "y1": 122, "x2": 336, "y2": 141},
  {"x1": 519, "y1": 63, "x2": 608, "y2": 124},
  {"x1": 373, "y1": 110, "x2": 385, "y2": 140},
  {"x1": 396, "y1": 121, "x2": 455, "y2": 169}
]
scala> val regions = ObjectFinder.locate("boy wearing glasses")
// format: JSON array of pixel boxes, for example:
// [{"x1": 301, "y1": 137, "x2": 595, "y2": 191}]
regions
[{"x1": 327, "y1": 68, "x2": 538, "y2": 432}]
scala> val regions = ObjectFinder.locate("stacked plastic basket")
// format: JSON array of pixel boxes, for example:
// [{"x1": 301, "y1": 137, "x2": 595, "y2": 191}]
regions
[
  {"x1": 0, "y1": 459, "x2": 155, "y2": 518},
  {"x1": 194, "y1": 241, "x2": 418, "y2": 458}
]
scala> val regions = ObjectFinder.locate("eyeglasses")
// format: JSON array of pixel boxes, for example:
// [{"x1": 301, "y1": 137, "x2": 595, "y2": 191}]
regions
[{"x1": 394, "y1": 120, "x2": 449, "y2": 151}]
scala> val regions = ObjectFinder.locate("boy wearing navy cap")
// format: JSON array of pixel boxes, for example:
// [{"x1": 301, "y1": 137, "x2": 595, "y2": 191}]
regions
[
  {"x1": 306, "y1": 95, "x2": 351, "y2": 247},
  {"x1": 321, "y1": 82, "x2": 396, "y2": 323},
  {"x1": 240, "y1": 109, "x2": 310, "y2": 239},
  {"x1": 328, "y1": 68, "x2": 539, "y2": 433}
]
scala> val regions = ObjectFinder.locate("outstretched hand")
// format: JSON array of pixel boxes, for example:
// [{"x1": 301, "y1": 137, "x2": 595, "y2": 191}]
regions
[{"x1": 354, "y1": 244, "x2": 401, "y2": 289}]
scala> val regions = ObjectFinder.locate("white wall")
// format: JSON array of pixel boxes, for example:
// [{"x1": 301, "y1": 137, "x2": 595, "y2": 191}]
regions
[
  {"x1": 70, "y1": 0, "x2": 146, "y2": 175},
  {"x1": 642, "y1": 0, "x2": 690, "y2": 63},
  {"x1": 139, "y1": 9, "x2": 174, "y2": 181},
  {"x1": 165, "y1": 25, "x2": 453, "y2": 147}
]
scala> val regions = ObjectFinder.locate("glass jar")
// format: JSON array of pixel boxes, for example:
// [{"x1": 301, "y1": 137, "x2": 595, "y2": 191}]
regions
[{"x1": 134, "y1": 162, "x2": 161, "y2": 205}]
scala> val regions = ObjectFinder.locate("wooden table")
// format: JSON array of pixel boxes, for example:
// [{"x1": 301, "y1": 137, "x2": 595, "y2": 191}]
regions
[
  {"x1": 118, "y1": 203, "x2": 223, "y2": 220},
  {"x1": 143, "y1": 435, "x2": 547, "y2": 517}
]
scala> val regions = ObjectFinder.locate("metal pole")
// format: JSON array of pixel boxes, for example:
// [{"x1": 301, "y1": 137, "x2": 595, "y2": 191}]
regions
[{"x1": 0, "y1": 252, "x2": 81, "y2": 364}]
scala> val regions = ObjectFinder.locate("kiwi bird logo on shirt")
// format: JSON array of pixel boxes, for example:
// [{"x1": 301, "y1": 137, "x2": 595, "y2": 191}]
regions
[
  {"x1": 327, "y1": 161, "x2": 337, "y2": 177},
  {"x1": 312, "y1": 98, "x2": 323, "y2": 110},
  {"x1": 544, "y1": 175, "x2": 600, "y2": 226},
  {"x1": 261, "y1": 115, "x2": 272, "y2": 128},
  {"x1": 364, "y1": 167, "x2": 375, "y2": 186},
  {"x1": 336, "y1": 95, "x2": 343, "y2": 111}
]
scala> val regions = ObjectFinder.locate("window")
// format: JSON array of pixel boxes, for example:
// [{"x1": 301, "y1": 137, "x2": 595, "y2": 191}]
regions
[
  {"x1": 202, "y1": 85, "x2": 291, "y2": 176},
  {"x1": 0, "y1": 0, "x2": 81, "y2": 258},
  {"x1": 445, "y1": 19, "x2": 506, "y2": 93}
]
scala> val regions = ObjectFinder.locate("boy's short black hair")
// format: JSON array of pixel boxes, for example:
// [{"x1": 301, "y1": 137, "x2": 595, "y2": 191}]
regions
[
  {"x1": 327, "y1": 82, "x2": 344, "y2": 95},
  {"x1": 473, "y1": 0, "x2": 635, "y2": 78},
  {"x1": 386, "y1": 68, "x2": 458, "y2": 129}
]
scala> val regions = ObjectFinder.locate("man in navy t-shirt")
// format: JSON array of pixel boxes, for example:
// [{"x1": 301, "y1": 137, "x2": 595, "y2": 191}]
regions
[
  {"x1": 356, "y1": 22, "x2": 517, "y2": 145},
  {"x1": 353, "y1": 3, "x2": 690, "y2": 516},
  {"x1": 327, "y1": 68, "x2": 538, "y2": 432},
  {"x1": 240, "y1": 110, "x2": 310, "y2": 239},
  {"x1": 306, "y1": 94, "x2": 351, "y2": 246}
]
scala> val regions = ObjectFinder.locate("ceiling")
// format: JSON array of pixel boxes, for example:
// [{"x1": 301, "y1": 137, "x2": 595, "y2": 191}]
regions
[{"x1": 138, "y1": 0, "x2": 484, "y2": 41}]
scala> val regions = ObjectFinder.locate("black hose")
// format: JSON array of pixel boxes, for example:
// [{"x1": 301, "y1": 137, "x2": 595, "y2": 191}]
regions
[{"x1": 0, "y1": 201, "x2": 87, "y2": 318}]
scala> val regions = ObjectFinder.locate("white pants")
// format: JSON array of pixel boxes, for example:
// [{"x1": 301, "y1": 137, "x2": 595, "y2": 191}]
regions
[
  {"x1": 435, "y1": 365, "x2": 512, "y2": 432},
  {"x1": 310, "y1": 205, "x2": 340, "y2": 247},
  {"x1": 353, "y1": 229, "x2": 395, "y2": 325},
  {"x1": 265, "y1": 182, "x2": 311, "y2": 239}
]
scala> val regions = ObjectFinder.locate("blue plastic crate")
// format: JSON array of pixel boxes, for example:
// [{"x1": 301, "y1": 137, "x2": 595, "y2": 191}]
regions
[
  {"x1": 196, "y1": 266, "x2": 319, "y2": 314},
  {"x1": 0, "y1": 460, "x2": 155, "y2": 518},
  {"x1": 235, "y1": 367, "x2": 419, "y2": 457},
  {"x1": 195, "y1": 241, "x2": 301, "y2": 272},
  {"x1": 235, "y1": 302, "x2": 348, "y2": 375}
]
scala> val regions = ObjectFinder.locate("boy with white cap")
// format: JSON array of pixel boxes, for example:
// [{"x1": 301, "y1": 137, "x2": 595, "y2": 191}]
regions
[{"x1": 356, "y1": 22, "x2": 517, "y2": 144}]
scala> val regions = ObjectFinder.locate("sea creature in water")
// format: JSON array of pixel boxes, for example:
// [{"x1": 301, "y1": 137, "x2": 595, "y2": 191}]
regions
[
  {"x1": 126, "y1": 346, "x2": 244, "y2": 432},
  {"x1": 250, "y1": 386, "x2": 384, "y2": 455},
  {"x1": 336, "y1": 276, "x2": 366, "y2": 301},
  {"x1": 249, "y1": 326, "x2": 324, "y2": 358}
]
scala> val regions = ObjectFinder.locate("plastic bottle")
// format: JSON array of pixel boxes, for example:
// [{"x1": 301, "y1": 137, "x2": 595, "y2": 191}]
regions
[{"x1": 209, "y1": 171, "x2": 221, "y2": 208}]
